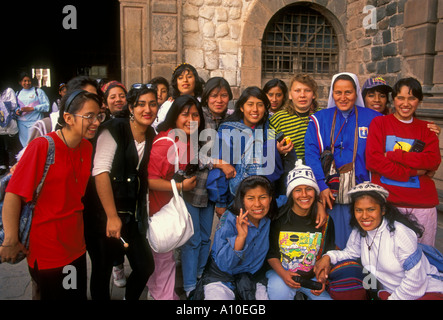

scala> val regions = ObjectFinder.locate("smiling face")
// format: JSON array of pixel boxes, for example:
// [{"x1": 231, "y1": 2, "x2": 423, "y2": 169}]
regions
[
  {"x1": 240, "y1": 96, "x2": 266, "y2": 128},
  {"x1": 176, "y1": 70, "x2": 196, "y2": 96},
  {"x1": 130, "y1": 92, "x2": 158, "y2": 128},
  {"x1": 354, "y1": 195, "x2": 385, "y2": 232},
  {"x1": 291, "y1": 185, "x2": 316, "y2": 216},
  {"x1": 364, "y1": 89, "x2": 388, "y2": 114},
  {"x1": 332, "y1": 79, "x2": 357, "y2": 112},
  {"x1": 290, "y1": 81, "x2": 316, "y2": 113},
  {"x1": 393, "y1": 85, "x2": 420, "y2": 121},
  {"x1": 71, "y1": 99, "x2": 102, "y2": 140},
  {"x1": 175, "y1": 104, "x2": 200, "y2": 136},
  {"x1": 107, "y1": 86, "x2": 127, "y2": 114},
  {"x1": 20, "y1": 76, "x2": 32, "y2": 90},
  {"x1": 243, "y1": 185, "x2": 272, "y2": 227}
]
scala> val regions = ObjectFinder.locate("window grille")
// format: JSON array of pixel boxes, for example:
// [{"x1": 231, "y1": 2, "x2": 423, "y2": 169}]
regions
[{"x1": 262, "y1": 5, "x2": 339, "y2": 78}]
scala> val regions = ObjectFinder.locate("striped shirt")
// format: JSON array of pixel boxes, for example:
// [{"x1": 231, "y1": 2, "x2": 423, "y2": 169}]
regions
[{"x1": 269, "y1": 108, "x2": 318, "y2": 161}]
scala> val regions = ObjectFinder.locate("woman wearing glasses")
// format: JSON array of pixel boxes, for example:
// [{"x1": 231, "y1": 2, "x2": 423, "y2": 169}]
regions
[
  {"x1": 88, "y1": 83, "x2": 158, "y2": 300},
  {"x1": 0, "y1": 90, "x2": 103, "y2": 299}
]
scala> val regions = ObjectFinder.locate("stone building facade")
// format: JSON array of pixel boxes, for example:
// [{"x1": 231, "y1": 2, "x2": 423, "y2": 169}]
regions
[{"x1": 119, "y1": 0, "x2": 443, "y2": 203}]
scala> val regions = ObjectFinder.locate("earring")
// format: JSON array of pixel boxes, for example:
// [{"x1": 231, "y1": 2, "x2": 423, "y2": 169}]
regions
[{"x1": 130, "y1": 112, "x2": 135, "y2": 122}]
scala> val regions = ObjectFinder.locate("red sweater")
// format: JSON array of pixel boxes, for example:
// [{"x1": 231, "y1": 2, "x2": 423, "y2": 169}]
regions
[{"x1": 366, "y1": 114, "x2": 441, "y2": 208}]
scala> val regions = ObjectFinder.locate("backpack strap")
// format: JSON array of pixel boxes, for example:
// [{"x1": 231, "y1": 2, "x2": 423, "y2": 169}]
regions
[{"x1": 31, "y1": 135, "x2": 56, "y2": 203}]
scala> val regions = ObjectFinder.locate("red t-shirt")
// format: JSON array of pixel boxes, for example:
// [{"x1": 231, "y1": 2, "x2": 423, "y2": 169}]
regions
[
  {"x1": 6, "y1": 131, "x2": 92, "y2": 269},
  {"x1": 148, "y1": 130, "x2": 189, "y2": 216}
]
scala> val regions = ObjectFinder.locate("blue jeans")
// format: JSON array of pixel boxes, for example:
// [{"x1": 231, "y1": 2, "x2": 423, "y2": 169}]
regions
[
  {"x1": 266, "y1": 269, "x2": 332, "y2": 300},
  {"x1": 181, "y1": 201, "x2": 215, "y2": 292}
]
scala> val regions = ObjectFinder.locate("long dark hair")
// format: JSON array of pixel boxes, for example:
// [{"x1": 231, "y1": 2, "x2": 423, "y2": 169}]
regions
[
  {"x1": 349, "y1": 191, "x2": 424, "y2": 237},
  {"x1": 229, "y1": 175, "x2": 278, "y2": 221},
  {"x1": 171, "y1": 63, "x2": 204, "y2": 99},
  {"x1": 223, "y1": 86, "x2": 270, "y2": 126},
  {"x1": 157, "y1": 94, "x2": 205, "y2": 133}
]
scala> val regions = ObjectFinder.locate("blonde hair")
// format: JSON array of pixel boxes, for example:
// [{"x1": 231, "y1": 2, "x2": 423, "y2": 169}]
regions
[{"x1": 284, "y1": 74, "x2": 319, "y2": 115}]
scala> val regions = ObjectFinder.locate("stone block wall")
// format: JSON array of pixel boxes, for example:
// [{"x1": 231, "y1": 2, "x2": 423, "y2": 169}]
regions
[{"x1": 347, "y1": 0, "x2": 407, "y2": 93}]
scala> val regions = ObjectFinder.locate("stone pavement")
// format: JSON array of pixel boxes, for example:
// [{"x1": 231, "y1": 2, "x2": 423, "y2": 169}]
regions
[{"x1": 1, "y1": 212, "x2": 443, "y2": 300}]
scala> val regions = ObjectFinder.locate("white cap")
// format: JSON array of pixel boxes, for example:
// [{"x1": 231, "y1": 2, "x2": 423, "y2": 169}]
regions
[
  {"x1": 286, "y1": 160, "x2": 320, "y2": 197},
  {"x1": 347, "y1": 181, "x2": 389, "y2": 200}
]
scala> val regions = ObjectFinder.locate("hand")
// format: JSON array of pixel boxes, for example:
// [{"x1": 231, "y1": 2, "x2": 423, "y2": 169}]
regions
[
  {"x1": 276, "y1": 139, "x2": 293, "y2": 155},
  {"x1": 106, "y1": 215, "x2": 122, "y2": 239},
  {"x1": 236, "y1": 208, "x2": 250, "y2": 239},
  {"x1": 281, "y1": 270, "x2": 301, "y2": 289},
  {"x1": 315, "y1": 201, "x2": 327, "y2": 228},
  {"x1": 310, "y1": 270, "x2": 327, "y2": 296},
  {"x1": 0, "y1": 241, "x2": 28, "y2": 264},
  {"x1": 313, "y1": 255, "x2": 331, "y2": 280},
  {"x1": 427, "y1": 121, "x2": 441, "y2": 136},
  {"x1": 20, "y1": 106, "x2": 34, "y2": 113},
  {"x1": 320, "y1": 188, "x2": 335, "y2": 210},
  {"x1": 215, "y1": 207, "x2": 226, "y2": 218},
  {"x1": 219, "y1": 163, "x2": 236, "y2": 179},
  {"x1": 182, "y1": 176, "x2": 197, "y2": 191}
]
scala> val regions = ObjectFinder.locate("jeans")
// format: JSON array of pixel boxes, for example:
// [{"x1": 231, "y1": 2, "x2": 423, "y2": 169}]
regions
[
  {"x1": 181, "y1": 201, "x2": 215, "y2": 293},
  {"x1": 266, "y1": 269, "x2": 332, "y2": 300}
]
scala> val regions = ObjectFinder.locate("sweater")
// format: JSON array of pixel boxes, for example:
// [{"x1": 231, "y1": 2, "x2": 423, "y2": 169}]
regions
[{"x1": 365, "y1": 114, "x2": 441, "y2": 208}]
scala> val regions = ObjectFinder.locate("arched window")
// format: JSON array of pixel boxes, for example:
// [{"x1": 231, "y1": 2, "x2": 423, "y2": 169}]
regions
[{"x1": 262, "y1": 5, "x2": 339, "y2": 79}]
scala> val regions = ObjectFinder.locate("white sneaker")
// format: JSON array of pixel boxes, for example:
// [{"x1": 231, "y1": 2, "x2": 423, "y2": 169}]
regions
[{"x1": 112, "y1": 265, "x2": 127, "y2": 288}]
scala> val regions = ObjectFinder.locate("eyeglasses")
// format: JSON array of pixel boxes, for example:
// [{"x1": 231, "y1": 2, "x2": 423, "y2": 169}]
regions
[
  {"x1": 131, "y1": 83, "x2": 156, "y2": 90},
  {"x1": 73, "y1": 113, "x2": 106, "y2": 124}
]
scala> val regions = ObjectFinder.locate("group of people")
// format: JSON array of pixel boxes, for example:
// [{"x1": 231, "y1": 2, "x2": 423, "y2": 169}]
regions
[{"x1": 0, "y1": 62, "x2": 442, "y2": 301}]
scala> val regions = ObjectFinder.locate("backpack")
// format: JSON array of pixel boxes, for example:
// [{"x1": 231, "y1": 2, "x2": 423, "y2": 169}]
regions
[
  {"x1": 0, "y1": 101, "x2": 13, "y2": 127},
  {"x1": 403, "y1": 243, "x2": 443, "y2": 279}
]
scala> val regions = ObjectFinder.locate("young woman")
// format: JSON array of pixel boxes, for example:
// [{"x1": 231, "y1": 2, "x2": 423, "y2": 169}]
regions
[
  {"x1": 147, "y1": 94, "x2": 205, "y2": 300},
  {"x1": 152, "y1": 63, "x2": 204, "y2": 131},
  {"x1": 315, "y1": 182, "x2": 443, "y2": 300},
  {"x1": 269, "y1": 74, "x2": 320, "y2": 162},
  {"x1": 211, "y1": 86, "x2": 283, "y2": 216},
  {"x1": 101, "y1": 80, "x2": 127, "y2": 117},
  {"x1": 304, "y1": 72, "x2": 381, "y2": 249},
  {"x1": 149, "y1": 76, "x2": 170, "y2": 107},
  {"x1": 361, "y1": 77, "x2": 393, "y2": 115},
  {"x1": 178, "y1": 77, "x2": 236, "y2": 298},
  {"x1": 0, "y1": 89, "x2": 103, "y2": 299},
  {"x1": 266, "y1": 160, "x2": 335, "y2": 300},
  {"x1": 365, "y1": 78, "x2": 441, "y2": 246},
  {"x1": 89, "y1": 84, "x2": 158, "y2": 300},
  {"x1": 16, "y1": 72, "x2": 50, "y2": 147},
  {"x1": 194, "y1": 175, "x2": 278, "y2": 300},
  {"x1": 263, "y1": 78, "x2": 288, "y2": 116}
]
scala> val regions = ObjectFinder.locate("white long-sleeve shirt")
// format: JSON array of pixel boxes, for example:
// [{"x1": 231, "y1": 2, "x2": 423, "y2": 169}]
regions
[{"x1": 325, "y1": 219, "x2": 443, "y2": 300}]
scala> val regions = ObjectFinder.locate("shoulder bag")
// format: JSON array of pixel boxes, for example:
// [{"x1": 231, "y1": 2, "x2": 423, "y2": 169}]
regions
[
  {"x1": 146, "y1": 136, "x2": 194, "y2": 253},
  {"x1": 322, "y1": 107, "x2": 358, "y2": 204}
]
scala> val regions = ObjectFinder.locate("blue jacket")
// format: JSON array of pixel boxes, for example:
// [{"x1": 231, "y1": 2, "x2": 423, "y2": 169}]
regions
[
  {"x1": 210, "y1": 210, "x2": 270, "y2": 275},
  {"x1": 304, "y1": 106, "x2": 381, "y2": 192},
  {"x1": 208, "y1": 120, "x2": 283, "y2": 208}
]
